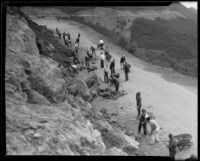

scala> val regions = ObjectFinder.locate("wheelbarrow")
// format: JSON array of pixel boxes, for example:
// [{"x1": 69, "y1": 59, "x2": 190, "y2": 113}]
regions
[{"x1": 173, "y1": 133, "x2": 193, "y2": 151}]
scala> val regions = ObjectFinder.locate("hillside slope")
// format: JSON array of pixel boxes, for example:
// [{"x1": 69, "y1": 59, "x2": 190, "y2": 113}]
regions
[
  {"x1": 58, "y1": 3, "x2": 197, "y2": 77},
  {"x1": 6, "y1": 7, "x2": 141, "y2": 155}
]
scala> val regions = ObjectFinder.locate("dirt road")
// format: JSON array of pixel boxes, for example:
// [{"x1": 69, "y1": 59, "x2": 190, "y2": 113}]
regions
[{"x1": 34, "y1": 18, "x2": 197, "y2": 159}]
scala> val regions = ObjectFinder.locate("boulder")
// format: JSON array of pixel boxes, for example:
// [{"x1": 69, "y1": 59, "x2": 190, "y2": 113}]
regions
[
  {"x1": 85, "y1": 73, "x2": 99, "y2": 88},
  {"x1": 103, "y1": 147, "x2": 127, "y2": 156},
  {"x1": 26, "y1": 89, "x2": 50, "y2": 105},
  {"x1": 71, "y1": 78, "x2": 91, "y2": 101}
]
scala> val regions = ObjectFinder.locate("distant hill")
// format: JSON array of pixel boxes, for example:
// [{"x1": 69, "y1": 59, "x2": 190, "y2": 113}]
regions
[
  {"x1": 189, "y1": 7, "x2": 197, "y2": 13},
  {"x1": 63, "y1": 3, "x2": 197, "y2": 77}
]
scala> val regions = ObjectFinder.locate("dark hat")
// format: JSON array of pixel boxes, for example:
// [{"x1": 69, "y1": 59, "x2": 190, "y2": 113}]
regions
[
  {"x1": 169, "y1": 133, "x2": 173, "y2": 138},
  {"x1": 142, "y1": 109, "x2": 146, "y2": 113}
]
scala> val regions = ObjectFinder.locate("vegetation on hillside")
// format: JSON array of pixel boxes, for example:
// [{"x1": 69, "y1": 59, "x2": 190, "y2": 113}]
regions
[
  {"x1": 129, "y1": 17, "x2": 197, "y2": 77},
  {"x1": 70, "y1": 14, "x2": 197, "y2": 77}
]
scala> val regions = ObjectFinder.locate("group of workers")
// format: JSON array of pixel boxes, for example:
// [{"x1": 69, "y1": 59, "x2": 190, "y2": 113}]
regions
[
  {"x1": 136, "y1": 92, "x2": 179, "y2": 160},
  {"x1": 54, "y1": 24, "x2": 196, "y2": 160}
]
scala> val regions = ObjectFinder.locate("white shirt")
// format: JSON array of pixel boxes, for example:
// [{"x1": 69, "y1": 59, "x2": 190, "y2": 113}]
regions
[
  {"x1": 71, "y1": 65, "x2": 76, "y2": 69},
  {"x1": 100, "y1": 40, "x2": 104, "y2": 44},
  {"x1": 75, "y1": 43, "x2": 78, "y2": 48},
  {"x1": 101, "y1": 54, "x2": 105, "y2": 60},
  {"x1": 150, "y1": 119, "x2": 160, "y2": 131}
]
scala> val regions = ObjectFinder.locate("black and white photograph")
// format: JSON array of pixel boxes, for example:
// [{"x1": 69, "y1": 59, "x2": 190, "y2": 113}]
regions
[{"x1": 2, "y1": 1, "x2": 198, "y2": 160}]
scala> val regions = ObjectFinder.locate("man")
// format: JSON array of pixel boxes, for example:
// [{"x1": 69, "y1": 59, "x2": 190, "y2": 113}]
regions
[
  {"x1": 71, "y1": 64, "x2": 78, "y2": 75},
  {"x1": 78, "y1": 33, "x2": 80, "y2": 38},
  {"x1": 75, "y1": 42, "x2": 79, "y2": 53},
  {"x1": 136, "y1": 92, "x2": 142, "y2": 117},
  {"x1": 124, "y1": 61, "x2": 130, "y2": 81},
  {"x1": 120, "y1": 55, "x2": 126, "y2": 70},
  {"x1": 85, "y1": 55, "x2": 89, "y2": 68},
  {"x1": 68, "y1": 34, "x2": 72, "y2": 48},
  {"x1": 76, "y1": 37, "x2": 80, "y2": 47},
  {"x1": 64, "y1": 38, "x2": 68, "y2": 48},
  {"x1": 99, "y1": 38, "x2": 104, "y2": 50},
  {"x1": 138, "y1": 109, "x2": 148, "y2": 136},
  {"x1": 63, "y1": 32, "x2": 66, "y2": 41},
  {"x1": 167, "y1": 134, "x2": 178, "y2": 160},
  {"x1": 86, "y1": 47, "x2": 93, "y2": 64},
  {"x1": 110, "y1": 59, "x2": 115, "y2": 76},
  {"x1": 104, "y1": 64, "x2": 109, "y2": 83},
  {"x1": 100, "y1": 52, "x2": 105, "y2": 68},
  {"x1": 90, "y1": 46, "x2": 96, "y2": 59},
  {"x1": 146, "y1": 117, "x2": 160, "y2": 144},
  {"x1": 111, "y1": 75, "x2": 119, "y2": 92},
  {"x1": 56, "y1": 27, "x2": 61, "y2": 40},
  {"x1": 73, "y1": 51, "x2": 80, "y2": 64}
]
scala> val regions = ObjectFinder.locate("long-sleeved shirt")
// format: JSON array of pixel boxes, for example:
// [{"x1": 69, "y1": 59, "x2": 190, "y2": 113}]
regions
[
  {"x1": 100, "y1": 54, "x2": 105, "y2": 60},
  {"x1": 150, "y1": 119, "x2": 160, "y2": 132}
]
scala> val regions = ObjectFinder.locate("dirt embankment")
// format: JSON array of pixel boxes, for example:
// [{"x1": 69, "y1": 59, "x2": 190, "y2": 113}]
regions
[{"x1": 6, "y1": 7, "x2": 140, "y2": 155}]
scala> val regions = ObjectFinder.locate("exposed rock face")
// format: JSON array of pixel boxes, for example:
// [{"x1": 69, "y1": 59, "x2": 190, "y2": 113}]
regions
[{"x1": 6, "y1": 8, "x2": 105, "y2": 155}]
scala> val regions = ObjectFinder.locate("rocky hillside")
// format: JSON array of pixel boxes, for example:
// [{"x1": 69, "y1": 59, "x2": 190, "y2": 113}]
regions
[
  {"x1": 6, "y1": 7, "x2": 140, "y2": 155},
  {"x1": 56, "y1": 3, "x2": 197, "y2": 77}
]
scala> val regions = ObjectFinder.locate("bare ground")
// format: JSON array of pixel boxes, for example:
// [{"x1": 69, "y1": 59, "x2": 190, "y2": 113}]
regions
[{"x1": 34, "y1": 17, "x2": 197, "y2": 159}]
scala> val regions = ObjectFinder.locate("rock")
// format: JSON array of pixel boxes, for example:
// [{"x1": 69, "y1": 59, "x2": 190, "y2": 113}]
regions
[
  {"x1": 85, "y1": 73, "x2": 99, "y2": 88},
  {"x1": 26, "y1": 89, "x2": 50, "y2": 105},
  {"x1": 104, "y1": 147, "x2": 127, "y2": 156},
  {"x1": 33, "y1": 133, "x2": 42, "y2": 138},
  {"x1": 71, "y1": 78, "x2": 91, "y2": 101}
]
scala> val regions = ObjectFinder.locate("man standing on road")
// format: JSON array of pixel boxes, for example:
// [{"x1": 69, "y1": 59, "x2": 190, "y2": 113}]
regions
[
  {"x1": 111, "y1": 75, "x2": 119, "y2": 93},
  {"x1": 56, "y1": 27, "x2": 61, "y2": 40},
  {"x1": 138, "y1": 109, "x2": 148, "y2": 136},
  {"x1": 85, "y1": 55, "x2": 89, "y2": 69},
  {"x1": 167, "y1": 134, "x2": 178, "y2": 160},
  {"x1": 124, "y1": 61, "x2": 130, "y2": 81},
  {"x1": 90, "y1": 46, "x2": 96, "y2": 59},
  {"x1": 76, "y1": 36, "x2": 80, "y2": 47},
  {"x1": 136, "y1": 92, "x2": 142, "y2": 117},
  {"x1": 146, "y1": 117, "x2": 160, "y2": 144},
  {"x1": 110, "y1": 59, "x2": 115, "y2": 76},
  {"x1": 99, "y1": 38, "x2": 104, "y2": 50},
  {"x1": 73, "y1": 51, "x2": 80, "y2": 64},
  {"x1": 75, "y1": 42, "x2": 79, "y2": 53},
  {"x1": 68, "y1": 33, "x2": 72, "y2": 48},
  {"x1": 120, "y1": 55, "x2": 126, "y2": 70},
  {"x1": 100, "y1": 52, "x2": 105, "y2": 68}
]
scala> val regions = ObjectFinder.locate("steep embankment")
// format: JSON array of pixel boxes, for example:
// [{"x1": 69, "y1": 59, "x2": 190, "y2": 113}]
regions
[
  {"x1": 6, "y1": 7, "x2": 141, "y2": 155},
  {"x1": 62, "y1": 4, "x2": 197, "y2": 77}
]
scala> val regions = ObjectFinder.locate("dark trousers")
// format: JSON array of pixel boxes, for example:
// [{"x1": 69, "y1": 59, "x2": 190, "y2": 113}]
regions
[
  {"x1": 111, "y1": 67, "x2": 115, "y2": 75},
  {"x1": 115, "y1": 81, "x2": 119, "y2": 92},
  {"x1": 101, "y1": 59, "x2": 104, "y2": 68},
  {"x1": 104, "y1": 72, "x2": 109, "y2": 83},
  {"x1": 64, "y1": 40, "x2": 68, "y2": 47},
  {"x1": 68, "y1": 41, "x2": 72, "y2": 48},
  {"x1": 125, "y1": 72, "x2": 128, "y2": 81},
  {"x1": 73, "y1": 57, "x2": 80, "y2": 64},
  {"x1": 75, "y1": 47, "x2": 78, "y2": 53},
  {"x1": 169, "y1": 151, "x2": 176, "y2": 160},
  {"x1": 138, "y1": 122, "x2": 147, "y2": 135},
  {"x1": 86, "y1": 60, "x2": 89, "y2": 68},
  {"x1": 137, "y1": 107, "x2": 141, "y2": 117}
]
